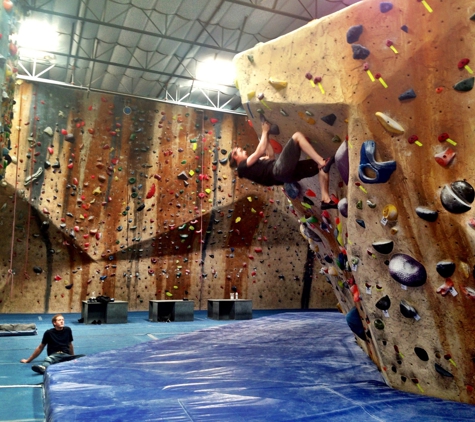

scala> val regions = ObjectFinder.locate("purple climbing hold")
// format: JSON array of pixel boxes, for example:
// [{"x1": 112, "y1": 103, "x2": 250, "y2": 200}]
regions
[
  {"x1": 352, "y1": 44, "x2": 370, "y2": 60},
  {"x1": 380, "y1": 2, "x2": 393, "y2": 13},
  {"x1": 346, "y1": 25, "x2": 363, "y2": 44},
  {"x1": 389, "y1": 254, "x2": 427, "y2": 287}
]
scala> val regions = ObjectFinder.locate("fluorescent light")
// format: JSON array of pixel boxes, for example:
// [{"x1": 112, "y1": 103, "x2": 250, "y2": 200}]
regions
[
  {"x1": 195, "y1": 58, "x2": 235, "y2": 87},
  {"x1": 17, "y1": 19, "x2": 58, "y2": 58}
]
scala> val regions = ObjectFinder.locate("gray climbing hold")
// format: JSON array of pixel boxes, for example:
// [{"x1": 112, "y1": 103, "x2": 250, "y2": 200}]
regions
[
  {"x1": 440, "y1": 181, "x2": 474, "y2": 214},
  {"x1": 415, "y1": 206, "x2": 438, "y2": 222},
  {"x1": 389, "y1": 254, "x2": 427, "y2": 287},
  {"x1": 453, "y1": 77, "x2": 474, "y2": 92},
  {"x1": 352, "y1": 44, "x2": 370, "y2": 60},
  {"x1": 398, "y1": 89, "x2": 416, "y2": 101},
  {"x1": 321, "y1": 113, "x2": 337, "y2": 126},
  {"x1": 346, "y1": 25, "x2": 363, "y2": 44},
  {"x1": 380, "y1": 2, "x2": 393, "y2": 13}
]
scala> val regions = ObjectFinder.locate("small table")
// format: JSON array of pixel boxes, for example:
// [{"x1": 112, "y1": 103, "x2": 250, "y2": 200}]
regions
[
  {"x1": 149, "y1": 300, "x2": 194, "y2": 322},
  {"x1": 81, "y1": 300, "x2": 128, "y2": 324},
  {"x1": 207, "y1": 299, "x2": 252, "y2": 320}
]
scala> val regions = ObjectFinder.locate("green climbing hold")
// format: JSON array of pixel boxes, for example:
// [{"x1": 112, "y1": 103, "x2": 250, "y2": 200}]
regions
[
  {"x1": 130, "y1": 133, "x2": 137, "y2": 140},
  {"x1": 181, "y1": 160, "x2": 187, "y2": 164},
  {"x1": 131, "y1": 192, "x2": 138, "y2": 198},
  {"x1": 128, "y1": 177, "x2": 136, "y2": 184},
  {"x1": 356, "y1": 200, "x2": 363, "y2": 210}
]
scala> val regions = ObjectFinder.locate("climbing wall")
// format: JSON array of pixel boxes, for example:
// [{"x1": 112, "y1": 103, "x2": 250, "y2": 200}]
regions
[
  {"x1": 233, "y1": 0, "x2": 475, "y2": 405},
  {"x1": 0, "y1": 80, "x2": 336, "y2": 313}
]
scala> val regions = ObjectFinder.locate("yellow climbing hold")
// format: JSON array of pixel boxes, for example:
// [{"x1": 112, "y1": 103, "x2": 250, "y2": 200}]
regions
[
  {"x1": 173, "y1": 285, "x2": 178, "y2": 290},
  {"x1": 93, "y1": 187, "x2": 102, "y2": 195},
  {"x1": 269, "y1": 78, "x2": 288, "y2": 89},
  {"x1": 247, "y1": 196, "x2": 252, "y2": 202},
  {"x1": 375, "y1": 112, "x2": 405, "y2": 135},
  {"x1": 460, "y1": 261, "x2": 470, "y2": 278},
  {"x1": 205, "y1": 188, "x2": 211, "y2": 194},
  {"x1": 251, "y1": 208, "x2": 256, "y2": 213},
  {"x1": 301, "y1": 202, "x2": 312, "y2": 209},
  {"x1": 382, "y1": 204, "x2": 398, "y2": 221},
  {"x1": 247, "y1": 91, "x2": 256, "y2": 100},
  {"x1": 189, "y1": 170, "x2": 195, "y2": 176},
  {"x1": 235, "y1": 217, "x2": 241, "y2": 223},
  {"x1": 166, "y1": 292, "x2": 173, "y2": 297}
]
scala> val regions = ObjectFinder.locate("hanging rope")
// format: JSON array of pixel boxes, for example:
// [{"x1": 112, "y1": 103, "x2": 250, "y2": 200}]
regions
[{"x1": 198, "y1": 112, "x2": 205, "y2": 310}]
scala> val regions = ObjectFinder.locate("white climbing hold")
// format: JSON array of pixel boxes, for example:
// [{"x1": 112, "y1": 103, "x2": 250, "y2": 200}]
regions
[
  {"x1": 44, "y1": 126, "x2": 54, "y2": 136},
  {"x1": 375, "y1": 112, "x2": 405, "y2": 135}
]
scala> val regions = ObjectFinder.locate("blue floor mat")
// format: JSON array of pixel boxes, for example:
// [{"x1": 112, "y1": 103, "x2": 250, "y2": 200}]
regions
[{"x1": 44, "y1": 313, "x2": 475, "y2": 421}]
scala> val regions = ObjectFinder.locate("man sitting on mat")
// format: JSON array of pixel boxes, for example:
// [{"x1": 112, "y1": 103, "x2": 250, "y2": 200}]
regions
[
  {"x1": 20, "y1": 314, "x2": 84, "y2": 374},
  {"x1": 228, "y1": 119, "x2": 337, "y2": 210}
]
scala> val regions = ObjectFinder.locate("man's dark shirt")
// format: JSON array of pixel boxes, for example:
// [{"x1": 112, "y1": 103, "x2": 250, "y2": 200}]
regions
[
  {"x1": 237, "y1": 159, "x2": 283, "y2": 186},
  {"x1": 42, "y1": 327, "x2": 73, "y2": 355}
]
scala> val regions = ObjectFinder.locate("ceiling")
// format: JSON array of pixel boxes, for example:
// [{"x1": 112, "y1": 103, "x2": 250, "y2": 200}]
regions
[{"x1": 16, "y1": 0, "x2": 361, "y2": 114}]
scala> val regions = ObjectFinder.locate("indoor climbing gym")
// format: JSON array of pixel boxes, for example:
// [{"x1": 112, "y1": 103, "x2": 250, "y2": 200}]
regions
[{"x1": 1, "y1": 1, "x2": 475, "y2": 421}]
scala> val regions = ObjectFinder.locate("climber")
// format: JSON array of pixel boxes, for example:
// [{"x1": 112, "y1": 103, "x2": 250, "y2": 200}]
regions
[{"x1": 228, "y1": 118, "x2": 337, "y2": 210}]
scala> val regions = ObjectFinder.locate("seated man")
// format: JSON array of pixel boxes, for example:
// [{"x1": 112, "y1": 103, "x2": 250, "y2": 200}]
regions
[
  {"x1": 228, "y1": 119, "x2": 337, "y2": 209},
  {"x1": 20, "y1": 314, "x2": 84, "y2": 374}
]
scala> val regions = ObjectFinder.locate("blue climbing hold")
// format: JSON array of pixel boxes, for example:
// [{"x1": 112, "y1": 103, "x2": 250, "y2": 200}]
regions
[
  {"x1": 284, "y1": 182, "x2": 300, "y2": 199},
  {"x1": 380, "y1": 2, "x2": 393, "y2": 13},
  {"x1": 398, "y1": 89, "x2": 416, "y2": 101},
  {"x1": 346, "y1": 25, "x2": 363, "y2": 44},
  {"x1": 346, "y1": 307, "x2": 366, "y2": 340},
  {"x1": 358, "y1": 141, "x2": 396, "y2": 184}
]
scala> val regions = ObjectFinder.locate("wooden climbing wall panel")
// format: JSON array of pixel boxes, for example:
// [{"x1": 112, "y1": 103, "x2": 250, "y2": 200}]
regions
[
  {"x1": 0, "y1": 81, "x2": 336, "y2": 314},
  {"x1": 233, "y1": 0, "x2": 475, "y2": 405}
]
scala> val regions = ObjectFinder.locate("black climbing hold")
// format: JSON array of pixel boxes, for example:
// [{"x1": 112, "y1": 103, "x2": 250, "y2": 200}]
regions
[
  {"x1": 414, "y1": 347, "x2": 429, "y2": 361},
  {"x1": 454, "y1": 77, "x2": 474, "y2": 92},
  {"x1": 64, "y1": 134, "x2": 75, "y2": 143},
  {"x1": 177, "y1": 171, "x2": 189, "y2": 181},
  {"x1": 220, "y1": 149, "x2": 227, "y2": 155},
  {"x1": 324, "y1": 255, "x2": 333, "y2": 264},
  {"x1": 302, "y1": 196, "x2": 314, "y2": 206},
  {"x1": 44, "y1": 161, "x2": 51, "y2": 169},
  {"x1": 65, "y1": 284, "x2": 73, "y2": 290},
  {"x1": 389, "y1": 254, "x2": 427, "y2": 287},
  {"x1": 231, "y1": 285, "x2": 238, "y2": 292},
  {"x1": 376, "y1": 295, "x2": 391, "y2": 311},
  {"x1": 219, "y1": 157, "x2": 228, "y2": 165},
  {"x1": 471, "y1": 13, "x2": 475, "y2": 21},
  {"x1": 400, "y1": 300, "x2": 418, "y2": 318},
  {"x1": 440, "y1": 181, "x2": 474, "y2": 214},
  {"x1": 351, "y1": 44, "x2": 370, "y2": 60},
  {"x1": 338, "y1": 198, "x2": 348, "y2": 218},
  {"x1": 41, "y1": 221, "x2": 50, "y2": 231},
  {"x1": 356, "y1": 219, "x2": 366, "y2": 228},
  {"x1": 436, "y1": 261, "x2": 455, "y2": 278},
  {"x1": 346, "y1": 25, "x2": 363, "y2": 44},
  {"x1": 398, "y1": 89, "x2": 416, "y2": 101},
  {"x1": 117, "y1": 226, "x2": 123, "y2": 232},
  {"x1": 372, "y1": 240, "x2": 394, "y2": 254},
  {"x1": 435, "y1": 363, "x2": 453, "y2": 377},
  {"x1": 137, "y1": 204, "x2": 145, "y2": 211},
  {"x1": 33, "y1": 266, "x2": 43, "y2": 274},
  {"x1": 415, "y1": 206, "x2": 438, "y2": 222},
  {"x1": 321, "y1": 113, "x2": 337, "y2": 126},
  {"x1": 380, "y1": 2, "x2": 393, "y2": 13},
  {"x1": 401, "y1": 25, "x2": 408, "y2": 33},
  {"x1": 269, "y1": 124, "x2": 280, "y2": 135}
]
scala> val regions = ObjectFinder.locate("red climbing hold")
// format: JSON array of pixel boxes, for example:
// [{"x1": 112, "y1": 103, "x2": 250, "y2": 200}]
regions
[
  {"x1": 146, "y1": 184, "x2": 156, "y2": 199},
  {"x1": 61, "y1": 129, "x2": 68, "y2": 135},
  {"x1": 458, "y1": 58, "x2": 470, "y2": 69},
  {"x1": 210, "y1": 118, "x2": 218, "y2": 124}
]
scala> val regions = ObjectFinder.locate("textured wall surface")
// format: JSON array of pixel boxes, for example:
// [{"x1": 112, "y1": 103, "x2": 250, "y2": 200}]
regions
[
  {"x1": 0, "y1": 81, "x2": 336, "y2": 314},
  {"x1": 234, "y1": 0, "x2": 475, "y2": 405}
]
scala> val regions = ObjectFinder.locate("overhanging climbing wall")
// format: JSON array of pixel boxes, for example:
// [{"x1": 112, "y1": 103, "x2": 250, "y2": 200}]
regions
[
  {"x1": 234, "y1": 0, "x2": 475, "y2": 405},
  {"x1": 0, "y1": 81, "x2": 336, "y2": 313}
]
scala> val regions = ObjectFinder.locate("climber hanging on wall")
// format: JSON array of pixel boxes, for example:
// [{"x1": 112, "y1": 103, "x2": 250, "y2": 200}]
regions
[{"x1": 228, "y1": 117, "x2": 337, "y2": 210}]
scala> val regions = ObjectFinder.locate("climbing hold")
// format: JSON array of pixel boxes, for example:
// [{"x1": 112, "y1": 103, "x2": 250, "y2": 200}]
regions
[
  {"x1": 458, "y1": 58, "x2": 473, "y2": 73},
  {"x1": 128, "y1": 177, "x2": 136, "y2": 184},
  {"x1": 137, "y1": 204, "x2": 145, "y2": 212},
  {"x1": 453, "y1": 77, "x2": 474, "y2": 92},
  {"x1": 177, "y1": 171, "x2": 188, "y2": 181},
  {"x1": 280, "y1": 108, "x2": 288, "y2": 116},
  {"x1": 440, "y1": 181, "x2": 474, "y2": 214},
  {"x1": 356, "y1": 219, "x2": 366, "y2": 228},
  {"x1": 352, "y1": 44, "x2": 370, "y2": 60},
  {"x1": 33, "y1": 266, "x2": 43, "y2": 274},
  {"x1": 437, "y1": 279, "x2": 454, "y2": 296},
  {"x1": 367, "y1": 200, "x2": 376, "y2": 208},
  {"x1": 284, "y1": 182, "x2": 300, "y2": 199},
  {"x1": 380, "y1": 2, "x2": 393, "y2": 13},
  {"x1": 44, "y1": 127, "x2": 54, "y2": 136},
  {"x1": 375, "y1": 112, "x2": 405, "y2": 135},
  {"x1": 389, "y1": 254, "x2": 427, "y2": 287},
  {"x1": 374, "y1": 319, "x2": 385, "y2": 330},
  {"x1": 346, "y1": 25, "x2": 363, "y2": 44},
  {"x1": 434, "y1": 147, "x2": 456, "y2": 167},
  {"x1": 268, "y1": 124, "x2": 280, "y2": 135},
  {"x1": 247, "y1": 55, "x2": 254, "y2": 63},
  {"x1": 332, "y1": 135, "x2": 341, "y2": 143},
  {"x1": 414, "y1": 347, "x2": 429, "y2": 361},
  {"x1": 461, "y1": 286, "x2": 475, "y2": 299},
  {"x1": 335, "y1": 140, "x2": 349, "y2": 185},
  {"x1": 372, "y1": 240, "x2": 394, "y2": 254},
  {"x1": 401, "y1": 25, "x2": 408, "y2": 33},
  {"x1": 346, "y1": 307, "x2": 366, "y2": 340},
  {"x1": 376, "y1": 295, "x2": 391, "y2": 311},
  {"x1": 401, "y1": 300, "x2": 419, "y2": 319},
  {"x1": 338, "y1": 198, "x2": 348, "y2": 217},
  {"x1": 359, "y1": 141, "x2": 397, "y2": 184},
  {"x1": 382, "y1": 204, "x2": 398, "y2": 221},
  {"x1": 321, "y1": 113, "x2": 337, "y2": 126},
  {"x1": 435, "y1": 363, "x2": 454, "y2": 377},
  {"x1": 64, "y1": 134, "x2": 75, "y2": 143},
  {"x1": 415, "y1": 206, "x2": 438, "y2": 222},
  {"x1": 398, "y1": 89, "x2": 416, "y2": 101},
  {"x1": 268, "y1": 78, "x2": 287, "y2": 89},
  {"x1": 436, "y1": 261, "x2": 455, "y2": 278}
]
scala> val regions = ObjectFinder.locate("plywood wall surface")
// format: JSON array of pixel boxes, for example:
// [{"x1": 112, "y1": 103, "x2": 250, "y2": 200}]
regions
[{"x1": 233, "y1": 0, "x2": 475, "y2": 405}]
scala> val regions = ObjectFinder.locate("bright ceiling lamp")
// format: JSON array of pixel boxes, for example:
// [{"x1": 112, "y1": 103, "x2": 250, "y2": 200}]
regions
[
  {"x1": 195, "y1": 58, "x2": 235, "y2": 88},
  {"x1": 17, "y1": 19, "x2": 58, "y2": 60}
]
